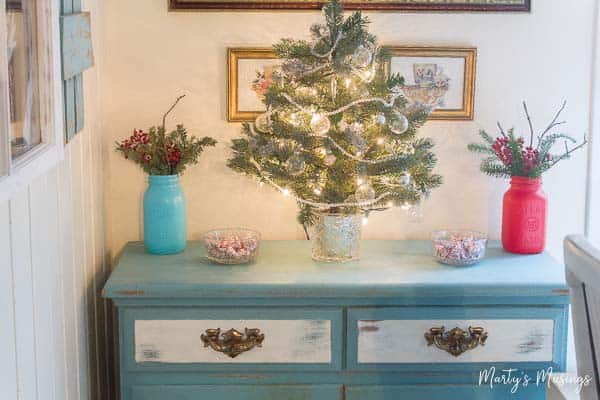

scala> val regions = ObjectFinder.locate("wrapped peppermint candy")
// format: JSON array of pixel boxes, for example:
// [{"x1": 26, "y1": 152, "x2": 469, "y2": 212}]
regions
[{"x1": 431, "y1": 230, "x2": 488, "y2": 266}]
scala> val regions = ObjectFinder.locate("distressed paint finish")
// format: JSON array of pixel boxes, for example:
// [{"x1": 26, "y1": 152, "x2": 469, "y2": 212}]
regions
[
  {"x1": 121, "y1": 307, "x2": 344, "y2": 373},
  {"x1": 345, "y1": 385, "x2": 546, "y2": 400},
  {"x1": 104, "y1": 241, "x2": 570, "y2": 304},
  {"x1": 356, "y1": 319, "x2": 554, "y2": 364},
  {"x1": 61, "y1": 12, "x2": 93, "y2": 80},
  {"x1": 135, "y1": 319, "x2": 332, "y2": 363},
  {"x1": 104, "y1": 240, "x2": 570, "y2": 400},
  {"x1": 130, "y1": 385, "x2": 342, "y2": 400},
  {"x1": 347, "y1": 306, "x2": 568, "y2": 372},
  {"x1": 61, "y1": 1, "x2": 92, "y2": 140}
]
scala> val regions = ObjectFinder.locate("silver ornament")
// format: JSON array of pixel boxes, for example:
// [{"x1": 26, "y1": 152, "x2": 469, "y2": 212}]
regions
[
  {"x1": 391, "y1": 112, "x2": 409, "y2": 135},
  {"x1": 255, "y1": 112, "x2": 272, "y2": 133},
  {"x1": 258, "y1": 142, "x2": 276, "y2": 157},
  {"x1": 310, "y1": 113, "x2": 331, "y2": 136},
  {"x1": 375, "y1": 113, "x2": 386, "y2": 125},
  {"x1": 355, "y1": 183, "x2": 376, "y2": 202},
  {"x1": 352, "y1": 45, "x2": 373, "y2": 69},
  {"x1": 330, "y1": 78, "x2": 337, "y2": 102},
  {"x1": 287, "y1": 153, "x2": 306, "y2": 176},
  {"x1": 399, "y1": 172, "x2": 411, "y2": 186}
]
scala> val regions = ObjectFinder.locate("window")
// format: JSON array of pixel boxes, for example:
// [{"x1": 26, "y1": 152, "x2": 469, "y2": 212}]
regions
[
  {"x1": 0, "y1": 0, "x2": 63, "y2": 200},
  {"x1": 7, "y1": 0, "x2": 41, "y2": 159}
]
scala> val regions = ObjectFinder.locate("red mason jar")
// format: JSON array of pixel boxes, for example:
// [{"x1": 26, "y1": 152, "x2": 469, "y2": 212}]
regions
[{"x1": 501, "y1": 176, "x2": 547, "y2": 254}]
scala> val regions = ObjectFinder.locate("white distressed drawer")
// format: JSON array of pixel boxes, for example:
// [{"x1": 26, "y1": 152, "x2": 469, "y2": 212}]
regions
[
  {"x1": 123, "y1": 308, "x2": 343, "y2": 371},
  {"x1": 136, "y1": 319, "x2": 331, "y2": 363},
  {"x1": 348, "y1": 307, "x2": 567, "y2": 371}
]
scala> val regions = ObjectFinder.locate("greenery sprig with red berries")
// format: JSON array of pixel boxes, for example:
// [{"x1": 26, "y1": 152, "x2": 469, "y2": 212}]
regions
[
  {"x1": 468, "y1": 101, "x2": 587, "y2": 178},
  {"x1": 116, "y1": 96, "x2": 217, "y2": 176}
]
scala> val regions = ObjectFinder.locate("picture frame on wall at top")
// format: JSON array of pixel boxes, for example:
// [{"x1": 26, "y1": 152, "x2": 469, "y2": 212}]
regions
[
  {"x1": 227, "y1": 46, "x2": 477, "y2": 122},
  {"x1": 387, "y1": 47, "x2": 477, "y2": 120},
  {"x1": 171, "y1": 0, "x2": 530, "y2": 11},
  {"x1": 6, "y1": 0, "x2": 22, "y2": 11}
]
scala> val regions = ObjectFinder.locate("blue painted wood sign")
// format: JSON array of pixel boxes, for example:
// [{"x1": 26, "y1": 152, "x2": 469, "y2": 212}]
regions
[
  {"x1": 104, "y1": 240, "x2": 569, "y2": 400},
  {"x1": 60, "y1": 6, "x2": 93, "y2": 140}
]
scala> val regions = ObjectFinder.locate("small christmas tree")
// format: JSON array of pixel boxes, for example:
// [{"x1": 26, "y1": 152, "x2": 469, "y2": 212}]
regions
[{"x1": 228, "y1": 0, "x2": 442, "y2": 236}]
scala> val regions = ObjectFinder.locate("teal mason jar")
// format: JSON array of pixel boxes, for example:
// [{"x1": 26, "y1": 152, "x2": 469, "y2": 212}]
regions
[{"x1": 143, "y1": 175, "x2": 186, "y2": 255}]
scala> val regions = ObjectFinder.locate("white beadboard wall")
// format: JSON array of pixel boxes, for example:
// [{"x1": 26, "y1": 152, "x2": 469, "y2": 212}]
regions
[{"x1": 0, "y1": 0, "x2": 114, "y2": 399}]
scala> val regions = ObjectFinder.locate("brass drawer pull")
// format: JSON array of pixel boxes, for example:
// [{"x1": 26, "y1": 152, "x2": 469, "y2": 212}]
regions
[
  {"x1": 201, "y1": 328, "x2": 265, "y2": 358},
  {"x1": 425, "y1": 326, "x2": 488, "y2": 357}
]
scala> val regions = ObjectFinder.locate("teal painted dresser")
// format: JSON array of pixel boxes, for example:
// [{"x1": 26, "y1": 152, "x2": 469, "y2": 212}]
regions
[{"x1": 103, "y1": 240, "x2": 570, "y2": 400}]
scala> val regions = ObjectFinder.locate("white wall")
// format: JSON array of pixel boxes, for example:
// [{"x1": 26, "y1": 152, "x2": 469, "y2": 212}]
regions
[
  {"x1": 102, "y1": 0, "x2": 593, "y2": 262},
  {"x1": 0, "y1": 0, "x2": 114, "y2": 399},
  {"x1": 588, "y1": 0, "x2": 600, "y2": 248}
]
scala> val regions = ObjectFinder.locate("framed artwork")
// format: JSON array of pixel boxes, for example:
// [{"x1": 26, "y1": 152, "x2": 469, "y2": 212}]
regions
[
  {"x1": 388, "y1": 47, "x2": 477, "y2": 120},
  {"x1": 7, "y1": 0, "x2": 22, "y2": 11},
  {"x1": 228, "y1": 48, "x2": 279, "y2": 122},
  {"x1": 227, "y1": 46, "x2": 476, "y2": 122},
  {"x1": 172, "y1": 0, "x2": 529, "y2": 11}
]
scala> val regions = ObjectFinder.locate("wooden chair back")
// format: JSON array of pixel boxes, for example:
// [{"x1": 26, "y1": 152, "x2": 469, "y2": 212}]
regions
[{"x1": 565, "y1": 235, "x2": 600, "y2": 400}]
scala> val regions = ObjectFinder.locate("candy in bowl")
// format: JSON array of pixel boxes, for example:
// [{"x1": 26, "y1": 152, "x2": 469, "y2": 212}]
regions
[
  {"x1": 431, "y1": 230, "x2": 488, "y2": 266},
  {"x1": 204, "y1": 228, "x2": 260, "y2": 265}
]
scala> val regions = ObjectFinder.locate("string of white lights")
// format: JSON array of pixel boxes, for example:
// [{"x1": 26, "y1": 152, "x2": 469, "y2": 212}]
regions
[
  {"x1": 249, "y1": 158, "x2": 395, "y2": 209},
  {"x1": 250, "y1": 110, "x2": 410, "y2": 166},
  {"x1": 250, "y1": 113, "x2": 409, "y2": 166}
]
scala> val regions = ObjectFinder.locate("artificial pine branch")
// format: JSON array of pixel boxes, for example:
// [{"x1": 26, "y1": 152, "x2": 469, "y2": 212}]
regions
[{"x1": 469, "y1": 102, "x2": 585, "y2": 178}]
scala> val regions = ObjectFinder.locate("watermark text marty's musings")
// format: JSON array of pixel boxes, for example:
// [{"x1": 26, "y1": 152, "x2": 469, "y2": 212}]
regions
[{"x1": 478, "y1": 366, "x2": 593, "y2": 394}]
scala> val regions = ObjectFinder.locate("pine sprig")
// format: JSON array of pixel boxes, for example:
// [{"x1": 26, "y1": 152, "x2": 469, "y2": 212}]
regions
[
  {"x1": 469, "y1": 101, "x2": 586, "y2": 179},
  {"x1": 116, "y1": 97, "x2": 216, "y2": 176}
]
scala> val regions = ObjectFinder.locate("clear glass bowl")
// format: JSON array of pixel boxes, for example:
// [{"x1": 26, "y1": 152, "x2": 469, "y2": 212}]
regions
[
  {"x1": 431, "y1": 230, "x2": 488, "y2": 266},
  {"x1": 204, "y1": 228, "x2": 261, "y2": 265}
]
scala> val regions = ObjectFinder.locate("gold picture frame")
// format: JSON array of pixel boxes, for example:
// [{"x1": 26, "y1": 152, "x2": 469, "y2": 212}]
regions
[
  {"x1": 227, "y1": 46, "x2": 476, "y2": 122},
  {"x1": 388, "y1": 47, "x2": 477, "y2": 120},
  {"x1": 227, "y1": 48, "x2": 278, "y2": 122}
]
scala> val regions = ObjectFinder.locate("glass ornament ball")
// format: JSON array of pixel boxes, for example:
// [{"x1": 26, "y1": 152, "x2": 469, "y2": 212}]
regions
[
  {"x1": 258, "y1": 142, "x2": 276, "y2": 157},
  {"x1": 310, "y1": 113, "x2": 331, "y2": 136},
  {"x1": 355, "y1": 183, "x2": 376, "y2": 202},
  {"x1": 391, "y1": 112, "x2": 410, "y2": 135},
  {"x1": 255, "y1": 112, "x2": 272, "y2": 133},
  {"x1": 287, "y1": 153, "x2": 306, "y2": 176},
  {"x1": 375, "y1": 113, "x2": 386, "y2": 125},
  {"x1": 352, "y1": 45, "x2": 373, "y2": 69},
  {"x1": 399, "y1": 172, "x2": 411, "y2": 186}
]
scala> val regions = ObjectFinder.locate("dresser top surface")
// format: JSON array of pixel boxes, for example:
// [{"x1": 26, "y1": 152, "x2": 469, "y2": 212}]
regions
[{"x1": 103, "y1": 240, "x2": 568, "y2": 303}]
